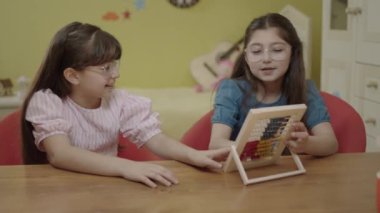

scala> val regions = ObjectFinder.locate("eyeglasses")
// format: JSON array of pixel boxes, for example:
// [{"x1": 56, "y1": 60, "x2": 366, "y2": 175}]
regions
[
  {"x1": 86, "y1": 60, "x2": 120, "y2": 77},
  {"x1": 245, "y1": 45, "x2": 291, "y2": 62}
]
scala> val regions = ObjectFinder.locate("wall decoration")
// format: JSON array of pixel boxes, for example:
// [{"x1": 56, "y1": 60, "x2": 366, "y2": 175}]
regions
[
  {"x1": 190, "y1": 38, "x2": 243, "y2": 92},
  {"x1": 123, "y1": 10, "x2": 131, "y2": 19},
  {"x1": 102, "y1": 11, "x2": 120, "y2": 21},
  {"x1": 101, "y1": 0, "x2": 148, "y2": 22},
  {"x1": 134, "y1": 0, "x2": 145, "y2": 10},
  {"x1": 168, "y1": 0, "x2": 199, "y2": 8}
]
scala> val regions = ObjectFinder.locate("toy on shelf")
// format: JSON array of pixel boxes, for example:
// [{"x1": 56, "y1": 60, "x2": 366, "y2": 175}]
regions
[
  {"x1": 0, "y1": 78, "x2": 13, "y2": 97},
  {"x1": 16, "y1": 76, "x2": 30, "y2": 99}
]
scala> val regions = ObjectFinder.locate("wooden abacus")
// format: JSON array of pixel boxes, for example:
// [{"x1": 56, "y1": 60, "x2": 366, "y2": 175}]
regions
[{"x1": 223, "y1": 104, "x2": 307, "y2": 185}]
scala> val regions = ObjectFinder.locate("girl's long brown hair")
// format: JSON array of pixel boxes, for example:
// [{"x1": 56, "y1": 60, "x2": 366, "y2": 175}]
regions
[
  {"x1": 232, "y1": 13, "x2": 307, "y2": 107},
  {"x1": 21, "y1": 22, "x2": 122, "y2": 164}
]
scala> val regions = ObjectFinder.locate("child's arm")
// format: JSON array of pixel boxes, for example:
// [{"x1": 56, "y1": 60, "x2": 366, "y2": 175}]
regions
[
  {"x1": 208, "y1": 123, "x2": 234, "y2": 150},
  {"x1": 285, "y1": 121, "x2": 338, "y2": 156},
  {"x1": 42, "y1": 134, "x2": 178, "y2": 188},
  {"x1": 145, "y1": 133, "x2": 230, "y2": 169}
]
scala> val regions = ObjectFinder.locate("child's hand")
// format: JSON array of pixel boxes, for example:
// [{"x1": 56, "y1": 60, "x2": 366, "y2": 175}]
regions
[
  {"x1": 188, "y1": 147, "x2": 230, "y2": 169},
  {"x1": 120, "y1": 161, "x2": 178, "y2": 188},
  {"x1": 285, "y1": 122, "x2": 310, "y2": 154}
]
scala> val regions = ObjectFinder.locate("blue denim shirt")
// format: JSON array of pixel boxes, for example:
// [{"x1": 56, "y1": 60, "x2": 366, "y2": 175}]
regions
[{"x1": 212, "y1": 79, "x2": 330, "y2": 140}]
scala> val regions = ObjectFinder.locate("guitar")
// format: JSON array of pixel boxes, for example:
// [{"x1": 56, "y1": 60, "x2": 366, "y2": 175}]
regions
[{"x1": 190, "y1": 38, "x2": 244, "y2": 91}]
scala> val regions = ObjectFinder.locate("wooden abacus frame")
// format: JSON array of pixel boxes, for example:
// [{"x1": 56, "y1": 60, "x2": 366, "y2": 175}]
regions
[{"x1": 223, "y1": 104, "x2": 307, "y2": 185}]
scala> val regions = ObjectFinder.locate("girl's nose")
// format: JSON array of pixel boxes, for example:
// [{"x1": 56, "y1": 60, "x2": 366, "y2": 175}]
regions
[
  {"x1": 111, "y1": 71, "x2": 120, "y2": 79},
  {"x1": 262, "y1": 50, "x2": 271, "y2": 62}
]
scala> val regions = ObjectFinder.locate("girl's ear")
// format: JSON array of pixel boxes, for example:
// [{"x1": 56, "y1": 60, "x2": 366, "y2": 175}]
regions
[{"x1": 63, "y1": 68, "x2": 80, "y2": 85}]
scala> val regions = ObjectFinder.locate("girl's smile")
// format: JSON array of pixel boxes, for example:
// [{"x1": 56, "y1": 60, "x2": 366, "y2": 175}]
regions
[{"x1": 260, "y1": 66, "x2": 276, "y2": 72}]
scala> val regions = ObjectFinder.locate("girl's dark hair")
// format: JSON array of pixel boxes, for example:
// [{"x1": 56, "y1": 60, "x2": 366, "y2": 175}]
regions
[
  {"x1": 232, "y1": 13, "x2": 306, "y2": 107},
  {"x1": 21, "y1": 22, "x2": 122, "y2": 164}
]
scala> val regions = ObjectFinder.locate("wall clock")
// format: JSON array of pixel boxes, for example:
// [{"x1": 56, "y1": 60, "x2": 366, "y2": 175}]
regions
[{"x1": 168, "y1": 0, "x2": 199, "y2": 8}]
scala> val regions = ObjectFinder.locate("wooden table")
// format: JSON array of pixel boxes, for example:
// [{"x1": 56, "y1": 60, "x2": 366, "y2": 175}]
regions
[{"x1": 0, "y1": 153, "x2": 379, "y2": 212}]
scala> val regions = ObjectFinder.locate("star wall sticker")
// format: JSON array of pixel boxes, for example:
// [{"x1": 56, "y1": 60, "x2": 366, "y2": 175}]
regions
[{"x1": 123, "y1": 10, "x2": 131, "y2": 19}]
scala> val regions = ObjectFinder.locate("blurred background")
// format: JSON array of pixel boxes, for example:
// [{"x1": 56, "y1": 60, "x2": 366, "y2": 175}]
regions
[{"x1": 0, "y1": 0, "x2": 322, "y2": 88}]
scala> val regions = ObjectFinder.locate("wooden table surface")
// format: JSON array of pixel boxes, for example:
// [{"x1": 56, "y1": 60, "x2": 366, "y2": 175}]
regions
[{"x1": 0, "y1": 153, "x2": 379, "y2": 212}]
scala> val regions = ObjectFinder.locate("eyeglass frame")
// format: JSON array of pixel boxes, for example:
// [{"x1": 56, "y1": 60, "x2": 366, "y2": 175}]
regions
[
  {"x1": 85, "y1": 60, "x2": 120, "y2": 77},
  {"x1": 244, "y1": 43, "x2": 292, "y2": 62}
]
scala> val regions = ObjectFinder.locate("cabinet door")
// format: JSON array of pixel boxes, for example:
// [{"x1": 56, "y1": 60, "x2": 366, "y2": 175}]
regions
[
  {"x1": 321, "y1": 0, "x2": 357, "y2": 102},
  {"x1": 356, "y1": 0, "x2": 380, "y2": 66}
]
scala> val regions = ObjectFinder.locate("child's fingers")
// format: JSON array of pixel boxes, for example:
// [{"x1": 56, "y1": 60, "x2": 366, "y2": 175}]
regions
[
  {"x1": 190, "y1": 148, "x2": 229, "y2": 169},
  {"x1": 127, "y1": 163, "x2": 178, "y2": 188},
  {"x1": 139, "y1": 176, "x2": 157, "y2": 188},
  {"x1": 194, "y1": 152, "x2": 224, "y2": 168},
  {"x1": 291, "y1": 131, "x2": 309, "y2": 140},
  {"x1": 286, "y1": 140, "x2": 303, "y2": 154},
  {"x1": 286, "y1": 140, "x2": 298, "y2": 148},
  {"x1": 148, "y1": 173, "x2": 173, "y2": 187},
  {"x1": 159, "y1": 170, "x2": 179, "y2": 185},
  {"x1": 292, "y1": 122, "x2": 307, "y2": 131},
  {"x1": 206, "y1": 147, "x2": 230, "y2": 161},
  {"x1": 150, "y1": 166, "x2": 178, "y2": 186},
  {"x1": 203, "y1": 158, "x2": 223, "y2": 169}
]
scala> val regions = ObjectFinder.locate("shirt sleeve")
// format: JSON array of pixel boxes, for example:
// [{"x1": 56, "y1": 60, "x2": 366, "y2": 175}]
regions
[
  {"x1": 118, "y1": 90, "x2": 161, "y2": 148},
  {"x1": 305, "y1": 80, "x2": 330, "y2": 129},
  {"x1": 25, "y1": 89, "x2": 71, "y2": 151},
  {"x1": 211, "y1": 79, "x2": 243, "y2": 128}
]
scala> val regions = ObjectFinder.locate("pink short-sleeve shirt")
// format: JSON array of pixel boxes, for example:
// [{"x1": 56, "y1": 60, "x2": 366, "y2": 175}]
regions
[{"x1": 25, "y1": 89, "x2": 161, "y2": 156}]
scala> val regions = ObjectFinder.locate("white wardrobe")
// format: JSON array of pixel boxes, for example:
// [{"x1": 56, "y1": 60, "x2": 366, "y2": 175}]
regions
[{"x1": 321, "y1": 0, "x2": 380, "y2": 152}]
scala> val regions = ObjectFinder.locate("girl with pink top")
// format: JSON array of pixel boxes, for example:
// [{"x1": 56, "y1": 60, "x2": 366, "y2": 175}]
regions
[{"x1": 21, "y1": 22, "x2": 229, "y2": 188}]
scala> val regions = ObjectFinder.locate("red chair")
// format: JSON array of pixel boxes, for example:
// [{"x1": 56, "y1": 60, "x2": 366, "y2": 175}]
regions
[
  {"x1": 117, "y1": 135, "x2": 162, "y2": 161},
  {"x1": 320, "y1": 91, "x2": 366, "y2": 152},
  {"x1": 0, "y1": 110, "x2": 23, "y2": 165},
  {"x1": 181, "y1": 110, "x2": 213, "y2": 150},
  {"x1": 181, "y1": 92, "x2": 366, "y2": 153},
  {"x1": 0, "y1": 110, "x2": 161, "y2": 165}
]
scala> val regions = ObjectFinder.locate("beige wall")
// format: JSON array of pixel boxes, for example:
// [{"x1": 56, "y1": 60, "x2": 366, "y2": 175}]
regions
[{"x1": 0, "y1": 0, "x2": 322, "y2": 88}]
